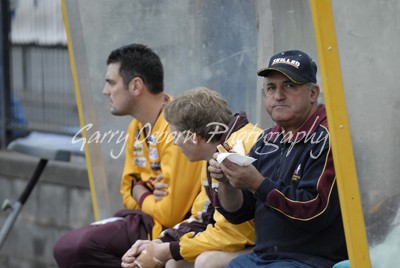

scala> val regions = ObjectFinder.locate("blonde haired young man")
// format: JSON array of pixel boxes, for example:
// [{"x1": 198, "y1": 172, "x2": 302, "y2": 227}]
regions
[{"x1": 121, "y1": 87, "x2": 262, "y2": 268}]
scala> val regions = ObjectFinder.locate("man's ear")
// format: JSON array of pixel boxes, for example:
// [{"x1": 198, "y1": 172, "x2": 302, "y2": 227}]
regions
[
  {"x1": 310, "y1": 85, "x2": 320, "y2": 103},
  {"x1": 128, "y1": 77, "x2": 144, "y2": 96},
  {"x1": 193, "y1": 134, "x2": 206, "y2": 145},
  {"x1": 192, "y1": 134, "x2": 199, "y2": 144}
]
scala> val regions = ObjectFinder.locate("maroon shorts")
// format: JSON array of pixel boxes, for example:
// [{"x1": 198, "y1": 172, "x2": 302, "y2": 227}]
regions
[{"x1": 53, "y1": 210, "x2": 154, "y2": 268}]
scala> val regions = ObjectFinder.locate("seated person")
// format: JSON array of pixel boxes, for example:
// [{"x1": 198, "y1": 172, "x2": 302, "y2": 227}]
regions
[
  {"x1": 209, "y1": 50, "x2": 348, "y2": 267},
  {"x1": 53, "y1": 43, "x2": 203, "y2": 268},
  {"x1": 121, "y1": 87, "x2": 262, "y2": 268}
]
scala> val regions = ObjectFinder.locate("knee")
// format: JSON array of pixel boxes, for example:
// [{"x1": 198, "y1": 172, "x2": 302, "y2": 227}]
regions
[
  {"x1": 194, "y1": 251, "x2": 223, "y2": 268},
  {"x1": 53, "y1": 230, "x2": 90, "y2": 263},
  {"x1": 53, "y1": 233, "x2": 69, "y2": 259},
  {"x1": 165, "y1": 259, "x2": 193, "y2": 268},
  {"x1": 194, "y1": 252, "x2": 209, "y2": 268},
  {"x1": 53, "y1": 232, "x2": 71, "y2": 266}
]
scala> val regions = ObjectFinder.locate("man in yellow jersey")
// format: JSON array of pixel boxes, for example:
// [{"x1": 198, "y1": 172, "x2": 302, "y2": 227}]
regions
[
  {"x1": 53, "y1": 44, "x2": 203, "y2": 268},
  {"x1": 121, "y1": 87, "x2": 262, "y2": 268}
]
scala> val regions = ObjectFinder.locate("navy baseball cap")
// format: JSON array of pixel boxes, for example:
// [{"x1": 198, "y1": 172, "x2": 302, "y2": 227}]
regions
[{"x1": 257, "y1": 50, "x2": 317, "y2": 84}]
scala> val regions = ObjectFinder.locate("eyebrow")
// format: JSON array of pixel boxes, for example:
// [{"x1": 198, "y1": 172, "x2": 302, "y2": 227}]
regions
[
  {"x1": 266, "y1": 79, "x2": 293, "y2": 86},
  {"x1": 105, "y1": 78, "x2": 117, "y2": 86}
]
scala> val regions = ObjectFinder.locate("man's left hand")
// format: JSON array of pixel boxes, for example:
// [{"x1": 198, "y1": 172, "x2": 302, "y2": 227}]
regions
[{"x1": 220, "y1": 159, "x2": 264, "y2": 193}]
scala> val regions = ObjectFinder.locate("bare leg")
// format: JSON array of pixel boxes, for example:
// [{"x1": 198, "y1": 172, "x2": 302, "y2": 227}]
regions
[{"x1": 165, "y1": 259, "x2": 194, "y2": 268}]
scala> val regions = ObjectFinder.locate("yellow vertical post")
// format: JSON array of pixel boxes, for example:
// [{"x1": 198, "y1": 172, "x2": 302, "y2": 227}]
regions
[
  {"x1": 61, "y1": 0, "x2": 99, "y2": 221},
  {"x1": 309, "y1": 1, "x2": 370, "y2": 267}
]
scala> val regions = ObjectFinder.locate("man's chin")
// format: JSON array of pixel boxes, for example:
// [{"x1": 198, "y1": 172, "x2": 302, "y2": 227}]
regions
[
  {"x1": 271, "y1": 113, "x2": 289, "y2": 123},
  {"x1": 110, "y1": 110, "x2": 125, "y2": 116},
  {"x1": 186, "y1": 155, "x2": 199, "y2": 162},
  {"x1": 271, "y1": 115, "x2": 291, "y2": 128}
]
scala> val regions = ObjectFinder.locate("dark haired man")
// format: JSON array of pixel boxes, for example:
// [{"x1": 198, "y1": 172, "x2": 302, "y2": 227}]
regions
[{"x1": 53, "y1": 44, "x2": 202, "y2": 267}]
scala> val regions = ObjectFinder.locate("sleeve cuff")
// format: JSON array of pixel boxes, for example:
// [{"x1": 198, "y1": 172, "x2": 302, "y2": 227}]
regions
[
  {"x1": 216, "y1": 190, "x2": 252, "y2": 224},
  {"x1": 159, "y1": 235, "x2": 176, "y2": 243},
  {"x1": 169, "y1": 241, "x2": 183, "y2": 261},
  {"x1": 254, "y1": 177, "x2": 275, "y2": 202},
  {"x1": 138, "y1": 191, "x2": 152, "y2": 207}
]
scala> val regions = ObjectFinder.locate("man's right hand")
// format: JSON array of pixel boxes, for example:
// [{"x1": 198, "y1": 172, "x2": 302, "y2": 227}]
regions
[
  {"x1": 153, "y1": 174, "x2": 168, "y2": 201},
  {"x1": 208, "y1": 153, "x2": 229, "y2": 183},
  {"x1": 121, "y1": 240, "x2": 163, "y2": 268},
  {"x1": 121, "y1": 240, "x2": 150, "y2": 267}
]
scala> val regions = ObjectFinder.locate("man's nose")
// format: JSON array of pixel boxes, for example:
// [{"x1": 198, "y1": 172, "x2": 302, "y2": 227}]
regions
[
  {"x1": 274, "y1": 86, "x2": 285, "y2": 100},
  {"x1": 102, "y1": 85, "x2": 109, "y2": 95}
]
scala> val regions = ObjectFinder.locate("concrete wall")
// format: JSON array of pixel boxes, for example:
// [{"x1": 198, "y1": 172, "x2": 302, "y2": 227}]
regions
[
  {"x1": 1, "y1": 0, "x2": 399, "y2": 266},
  {"x1": 0, "y1": 151, "x2": 91, "y2": 268},
  {"x1": 332, "y1": 0, "x2": 400, "y2": 208},
  {"x1": 64, "y1": 0, "x2": 261, "y2": 219},
  {"x1": 66, "y1": 0, "x2": 400, "y2": 241}
]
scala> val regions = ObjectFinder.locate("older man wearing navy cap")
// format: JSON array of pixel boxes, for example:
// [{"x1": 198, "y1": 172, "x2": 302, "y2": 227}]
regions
[{"x1": 209, "y1": 50, "x2": 348, "y2": 268}]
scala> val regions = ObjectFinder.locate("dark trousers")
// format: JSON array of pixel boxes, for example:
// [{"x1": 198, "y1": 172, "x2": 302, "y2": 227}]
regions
[{"x1": 53, "y1": 210, "x2": 154, "y2": 268}]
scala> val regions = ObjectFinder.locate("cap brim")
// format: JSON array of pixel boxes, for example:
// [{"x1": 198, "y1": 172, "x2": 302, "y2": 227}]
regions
[{"x1": 257, "y1": 67, "x2": 307, "y2": 84}]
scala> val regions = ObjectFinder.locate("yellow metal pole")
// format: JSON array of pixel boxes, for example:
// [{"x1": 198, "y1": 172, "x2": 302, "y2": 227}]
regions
[
  {"x1": 309, "y1": 1, "x2": 370, "y2": 267},
  {"x1": 61, "y1": 0, "x2": 100, "y2": 221}
]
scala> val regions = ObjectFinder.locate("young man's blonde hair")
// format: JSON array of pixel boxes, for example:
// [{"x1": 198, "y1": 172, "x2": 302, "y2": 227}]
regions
[{"x1": 164, "y1": 87, "x2": 233, "y2": 142}]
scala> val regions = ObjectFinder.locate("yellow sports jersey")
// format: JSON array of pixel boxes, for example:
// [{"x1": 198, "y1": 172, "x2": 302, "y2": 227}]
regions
[
  {"x1": 175, "y1": 122, "x2": 262, "y2": 261},
  {"x1": 120, "y1": 111, "x2": 203, "y2": 239}
]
